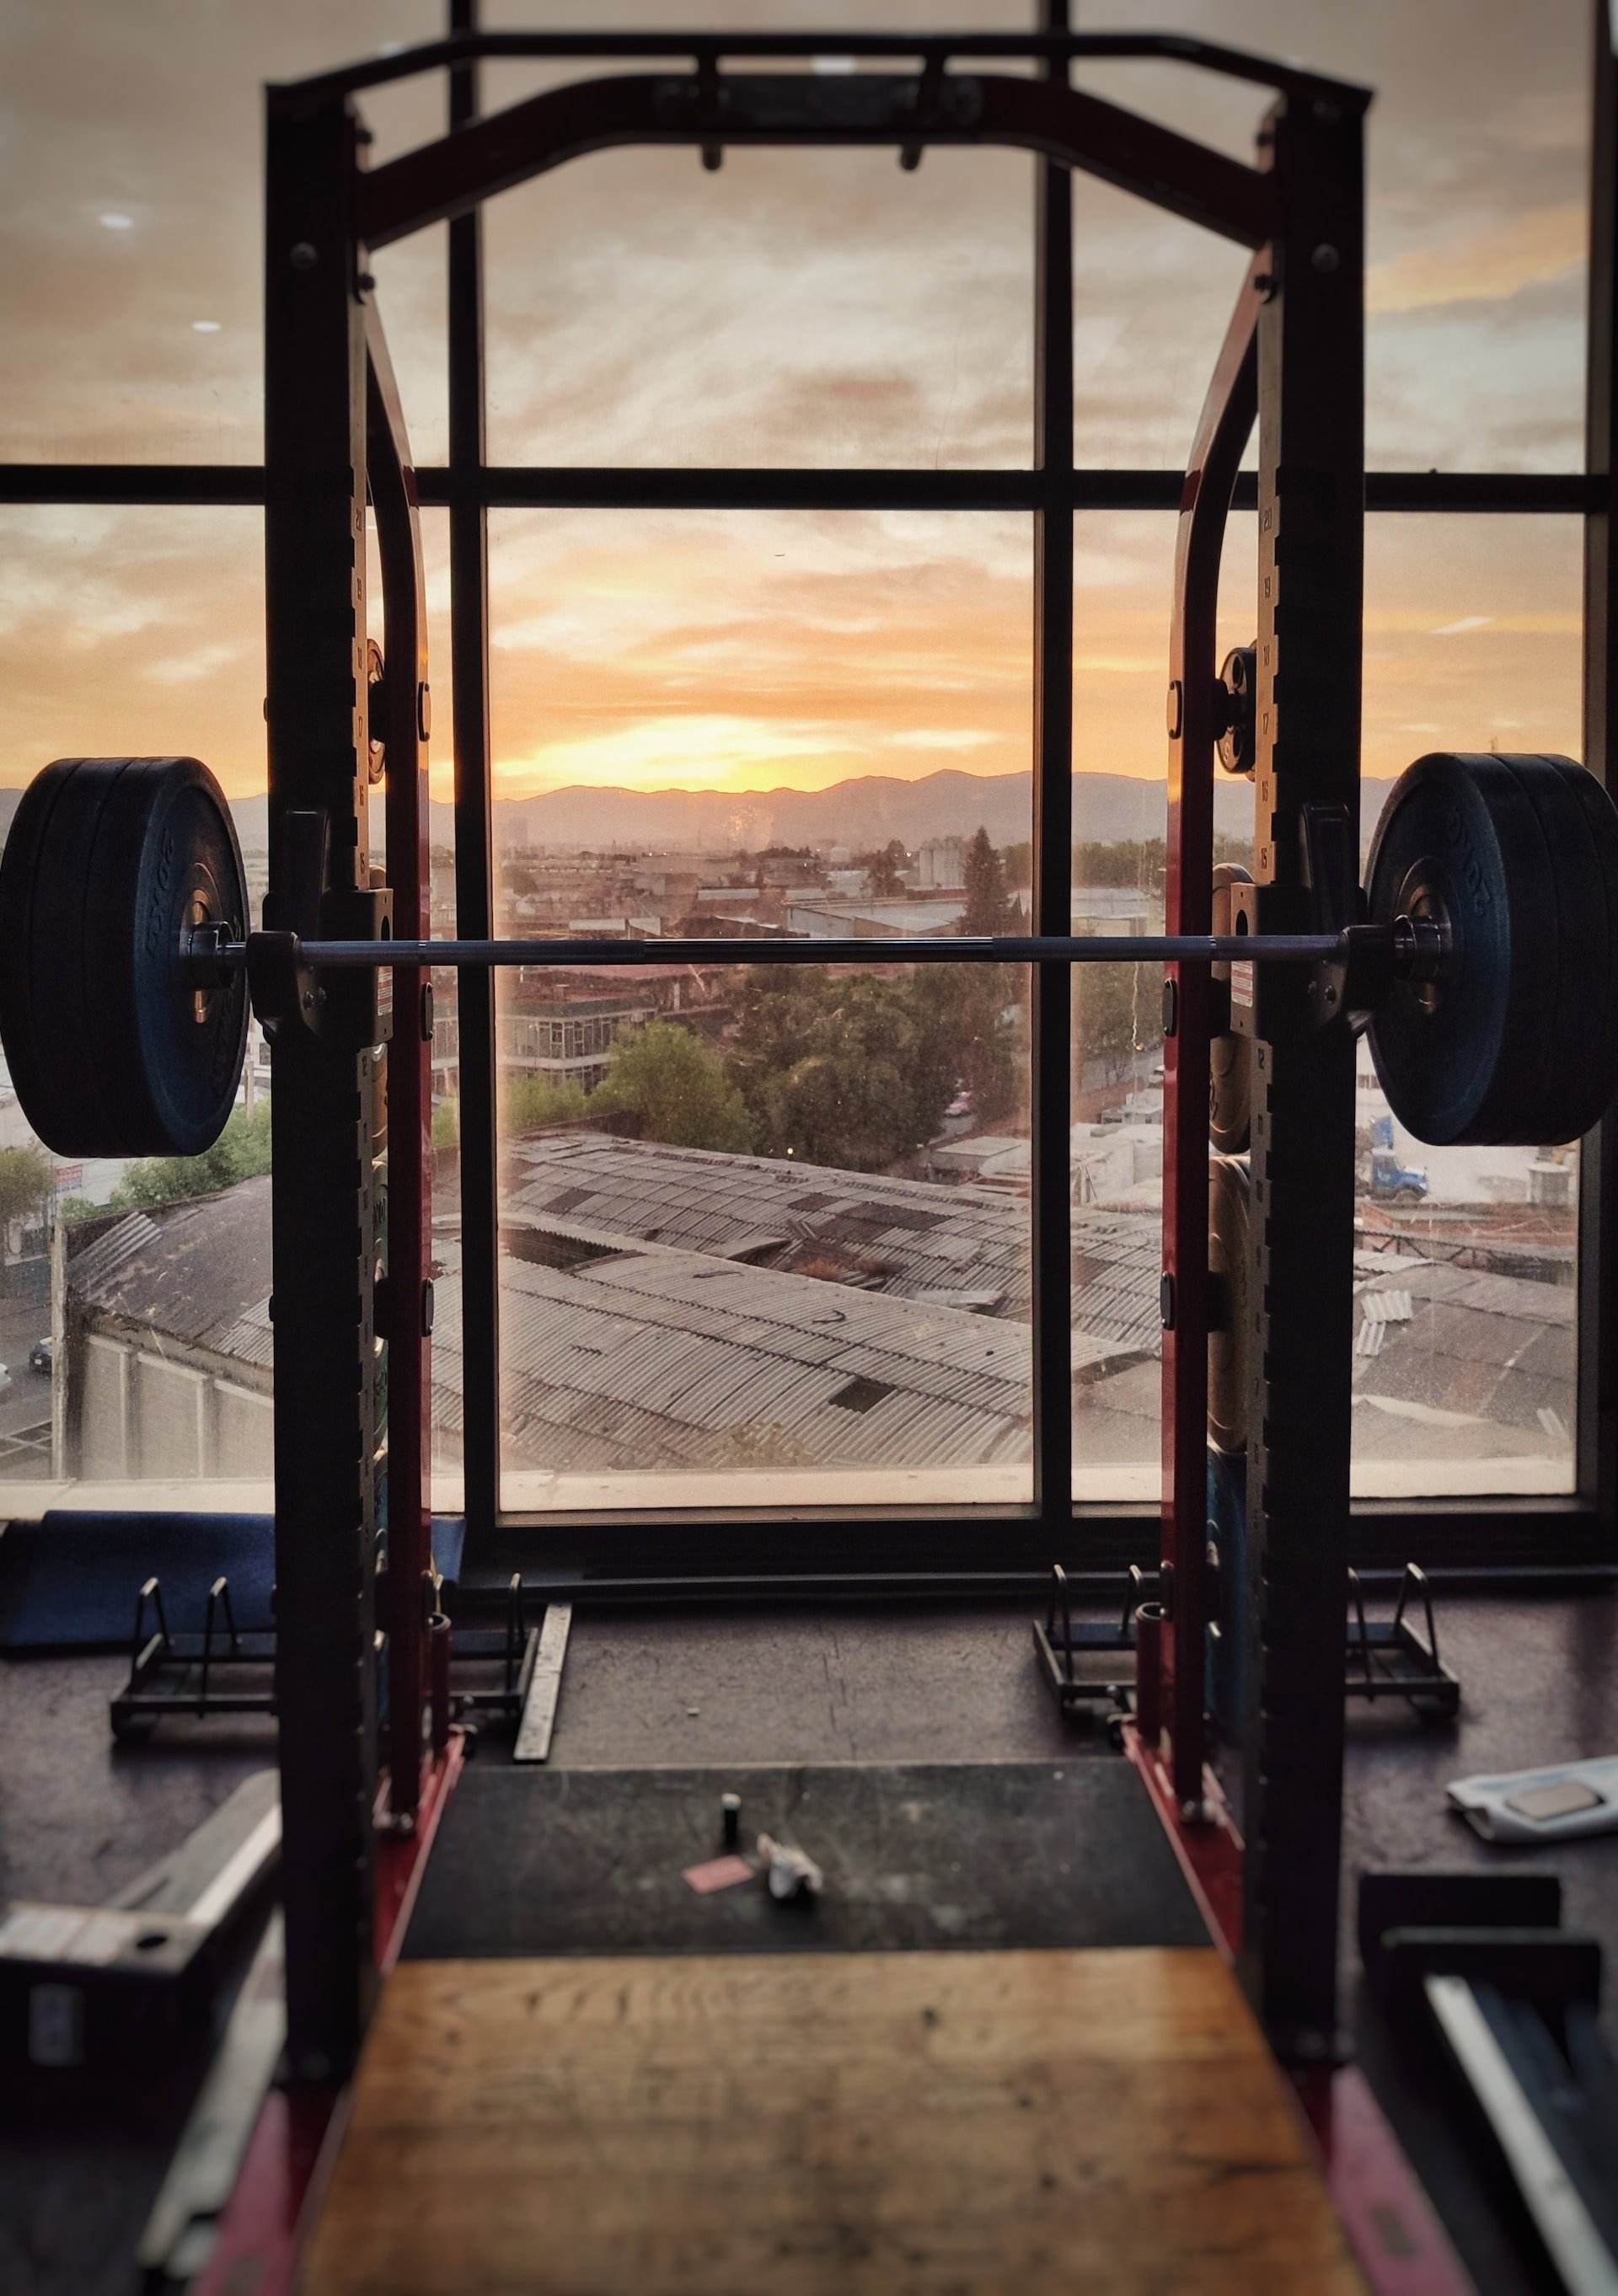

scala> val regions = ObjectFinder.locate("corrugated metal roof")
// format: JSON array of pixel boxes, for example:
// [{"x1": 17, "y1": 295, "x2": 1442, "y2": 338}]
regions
[
  {"x1": 63, "y1": 1143, "x2": 1576, "y2": 1474},
  {"x1": 67, "y1": 1179, "x2": 274, "y2": 1358},
  {"x1": 1352, "y1": 1260, "x2": 1577, "y2": 1435},
  {"x1": 502, "y1": 1130, "x2": 1160, "y2": 1346},
  {"x1": 437, "y1": 1241, "x2": 1039, "y2": 1473},
  {"x1": 68, "y1": 1211, "x2": 162, "y2": 1291}
]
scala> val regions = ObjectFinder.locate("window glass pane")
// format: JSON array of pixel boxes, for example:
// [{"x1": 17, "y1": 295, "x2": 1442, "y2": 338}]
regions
[
  {"x1": 1080, "y1": 3, "x2": 1589, "y2": 471},
  {"x1": 482, "y1": 143, "x2": 1031, "y2": 470},
  {"x1": 1068, "y1": 514, "x2": 1181, "y2": 1498},
  {"x1": 0, "y1": 506, "x2": 460, "y2": 1512},
  {"x1": 1067, "y1": 513, "x2": 1256, "y2": 1503},
  {"x1": 0, "y1": 508, "x2": 267, "y2": 1496},
  {"x1": 487, "y1": 507, "x2": 1031, "y2": 801},
  {"x1": 0, "y1": 4, "x2": 447, "y2": 463},
  {"x1": 474, "y1": 0, "x2": 1035, "y2": 468},
  {"x1": 1069, "y1": 510, "x2": 1584, "y2": 1501},
  {"x1": 1070, "y1": 180, "x2": 1253, "y2": 474},
  {"x1": 1353, "y1": 515, "x2": 1583, "y2": 1497},
  {"x1": 484, "y1": 509, "x2": 1032, "y2": 1507},
  {"x1": 1361, "y1": 515, "x2": 1583, "y2": 773}
]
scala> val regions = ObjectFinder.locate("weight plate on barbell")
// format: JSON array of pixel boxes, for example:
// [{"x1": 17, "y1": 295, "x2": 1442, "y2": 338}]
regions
[
  {"x1": 1207, "y1": 1151, "x2": 1251, "y2": 1456},
  {"x1": 1209, "y1": 861, "x2": 1252, "y2": 1154},
  {"x1": 1365, "y1": 751, "x2": 1618, "y2": 1148},
  {"x1": 1499, "y1": 752, "x2": 1618, "y2": 1146},
  {"x1": 0, "y1": 757, "x2": 249, "y2": 1158}
]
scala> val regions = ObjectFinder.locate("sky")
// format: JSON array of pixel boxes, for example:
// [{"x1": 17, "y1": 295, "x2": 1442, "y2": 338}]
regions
[{"x1": 0, "y1": 0, "x2": 1594, "y2": 810}]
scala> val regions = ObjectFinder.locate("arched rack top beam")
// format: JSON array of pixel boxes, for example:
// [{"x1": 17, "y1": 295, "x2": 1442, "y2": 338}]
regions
[
  {"x1": 358, "y1": 71, "x2": 1275, "y2": 254},
  {"x1": 271, "y1": 29, "x2": 1370, "y2": 115}
]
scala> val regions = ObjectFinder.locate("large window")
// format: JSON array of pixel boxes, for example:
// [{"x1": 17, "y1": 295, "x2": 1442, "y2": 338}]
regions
[
  {"x1": 0, "y1": 3, "x2": 1606, "y2": 1562},
  {"x1": 481, "y1": 511, "x2": 1034, "y2": 1507}
]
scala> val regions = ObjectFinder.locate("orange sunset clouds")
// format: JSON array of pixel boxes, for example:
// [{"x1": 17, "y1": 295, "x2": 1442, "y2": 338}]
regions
[{"x1": 0, "y1": 0, "x2": 1593, "y2": 811}]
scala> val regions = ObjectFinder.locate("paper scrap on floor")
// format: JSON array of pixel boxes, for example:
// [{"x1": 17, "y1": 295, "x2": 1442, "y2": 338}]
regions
[
  {"x1": 683, "y1": 1854, "x2": 754, "y2": 1894},
  {"x1": 1447, "y1": 1753, "x2": 1618, "y2": 1843}
]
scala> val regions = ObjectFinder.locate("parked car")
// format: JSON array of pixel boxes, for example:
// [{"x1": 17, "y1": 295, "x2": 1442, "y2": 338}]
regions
[
  {"x1": 0, "y1": 1363, "x2": 11, "y2": 1395},
  {"x1": 29, "y1": 1336, "x2": 52, "y2": 1374},
  {"x1": 945, "y1": 1089, "x2": 974, "y2": 1119}
]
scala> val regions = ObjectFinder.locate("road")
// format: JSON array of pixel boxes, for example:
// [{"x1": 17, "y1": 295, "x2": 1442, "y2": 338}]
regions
[{"x1": 0, "y1": 1290, "x2": 52, "y2": 1474}]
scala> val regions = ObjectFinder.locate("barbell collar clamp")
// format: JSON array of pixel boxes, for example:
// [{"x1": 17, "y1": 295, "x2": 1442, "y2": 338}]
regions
[{"x1": 1389, "y1": 913, "x2": 1453, "y2": 983}]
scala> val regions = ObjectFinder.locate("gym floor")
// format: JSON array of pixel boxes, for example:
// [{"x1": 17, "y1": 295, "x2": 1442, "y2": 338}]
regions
[{"x1": 2, "y1": 1585, "x2": 1615, "y2": 2295}]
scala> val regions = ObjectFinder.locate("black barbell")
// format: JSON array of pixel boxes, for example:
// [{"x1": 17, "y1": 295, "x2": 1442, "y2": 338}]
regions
[{"x1": 1, "y1": 748, "x2": 1613, "y2": 1161}]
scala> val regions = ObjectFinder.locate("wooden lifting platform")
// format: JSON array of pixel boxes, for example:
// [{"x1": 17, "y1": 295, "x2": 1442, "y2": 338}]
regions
[{"x1": 303, "y1": 1949, "x2": 1366, "y2": 2296}]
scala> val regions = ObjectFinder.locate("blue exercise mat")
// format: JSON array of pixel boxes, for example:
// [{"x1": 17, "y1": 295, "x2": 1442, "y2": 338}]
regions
[
  {"x1": 0, "y1": 1510, "x2": 467, "y2": 1651},
  {"x1": 0, "y1": 1512, "x2": 276, "y2": 1651}
]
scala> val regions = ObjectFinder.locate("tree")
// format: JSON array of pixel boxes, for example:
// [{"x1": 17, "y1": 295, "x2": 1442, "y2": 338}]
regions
[
  {"x1": 728, "y1": 970, "x2": 955, "y2": 1170},
  {"x1": 592, "y1": 1021, "x2": 754, "y2": 1153},
  {"x1": 0, "y1": 1146, "x2": 52, "y2": 1234},
  {"x1": 1068, "y1": 834, "x2": 1245, "y2": 891},
  {"x1": 1000, "y1": 840, "x2": 1032, "y2": 891},
  {"x1": 431, "y1": 1095, "x2": 461, "y2": 1150},
  {"x1": 503, "y1": 1074, "x2": 589, "y2": 1135},
  {"x1": 112, "y1": 1103, "x2": 273, "y2": 1212},
  {"x1": 1075, "y1": 965, "x2": 1158, "y2": 1086},
  {"x1": 911, "y1": 965, "x2": 1022, "y2": 1127},
  {"x1": 961, "y1": 827, "x2": 1015, "y2": 935},
  {"x1": 860, "y1": 839, "x2": 908, "y2": 899}
]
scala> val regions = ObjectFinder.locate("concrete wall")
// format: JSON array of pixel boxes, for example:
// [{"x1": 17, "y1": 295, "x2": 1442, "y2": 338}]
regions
[{"x1": 70, "y1": 1325, "x2": 272, "y2": 1482}]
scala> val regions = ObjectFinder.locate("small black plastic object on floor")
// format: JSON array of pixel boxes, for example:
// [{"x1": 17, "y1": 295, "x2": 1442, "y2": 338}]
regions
[
  {"x1": 1364, "y1": 750, "x2": 1618, "y2": 1146},
  {"x1": 1359, "y1": 1871, "x2": 1618, "y2": 2296},
  {"x1": 0, "y1": 755, "x2": 249, "y2": 1157}
]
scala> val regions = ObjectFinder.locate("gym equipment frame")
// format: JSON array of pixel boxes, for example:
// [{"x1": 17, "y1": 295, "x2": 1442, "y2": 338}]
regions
[
  {"x1": 230, "y1": 2, "x2": 1605, "y2": 2079},
  {"x1": 251, "y1": 5, "x2": 1396, "y2": 2076}
]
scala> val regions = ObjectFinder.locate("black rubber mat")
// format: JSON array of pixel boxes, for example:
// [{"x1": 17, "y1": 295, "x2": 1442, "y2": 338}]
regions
[{"x1": 402, "y1": 1759, "x2": 1208, "y2": 1960}]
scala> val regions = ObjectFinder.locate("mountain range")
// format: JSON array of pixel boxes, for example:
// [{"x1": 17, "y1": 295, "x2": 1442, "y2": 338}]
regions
[{"x1": 0, "y1": 766, "x2": 1401, "y2": 858}]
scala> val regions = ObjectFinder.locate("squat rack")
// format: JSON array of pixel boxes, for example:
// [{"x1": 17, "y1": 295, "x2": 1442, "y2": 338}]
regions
[{"x1": 259, "y1": 13, "x2": 1373, "y2": 2082}]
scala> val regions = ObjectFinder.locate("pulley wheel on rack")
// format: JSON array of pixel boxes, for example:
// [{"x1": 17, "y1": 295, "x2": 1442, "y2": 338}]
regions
[
  {"x1": 0, "y1": 757, "x2": 249, "y2": 1158},
  {"x1": 1214, "y1": 645, "x2": 1256, "y2": 779},
  {"x1": 1209, "y1": 861, "x2": 1253, "y2": 1154},
  {"x1": 1364, "y1": 751, "x2": 1618, "y2": 1146}
]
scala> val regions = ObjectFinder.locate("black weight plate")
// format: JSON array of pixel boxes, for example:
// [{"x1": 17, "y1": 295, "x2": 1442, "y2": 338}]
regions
[
  {"x1": 1557, "y1": 753, "x2": 1618, "y2": 1133},
  {"x1": 0, "y1": 757, "x2": 94, "y2": 1149},
  {"x1": 11, "y1": 759, "x2": 131, "y2": 1152},
  {"x1": 1497, "y1": 754, "x2": 1616, "y2": 1145},
  {"x1": 1366, "y1": 752, "x2": 1563, "y2": 1146},
  {"x1": 1527, "y1": 753, "x2": 1618, "y2": 1140},
  {"x1": 88, "y1": 758, "x2": 249, "y2": 1157},
  {"x1": 0, "y1": 757, "x2": 247, "y2": 1158},
  {"x1": 1209, "y1": 862, "x2": 1252, "y2": 1153}
]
